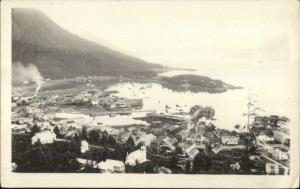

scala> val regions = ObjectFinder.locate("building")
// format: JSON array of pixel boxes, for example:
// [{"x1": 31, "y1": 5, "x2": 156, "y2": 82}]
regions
[
  {"x1": 257, "y1": 134, "x2": 274, "y2": 142},
  {"x1": 91, "y1": 98, "x2": 99, "y2": 106},
  {"x1": 76, "y1": 158, "x2": 97, "y2": 167},
  {"x1": 137, "y1": 133, "x2": 157, "y2": 146},
  {"x1": 254, "y1": 116, "x2": 269, "y2": 126},
  {"x1": 117, "y1": 131, "x2": 132, "y2": 144},
  {"x1": 161, "y1": 136, "x2": 178, "y2": 151},
  {"x1": 31, "y1": 130, "x2": 56, "y2": 145},
  {"x1": 128, "y1": 99, "x2": 143, "y2": 109},
  {"x1": 265, "y1": 163, "x2": 279, "y2": 175},
  {"x1": 221, "y1": 135, "x2": 239, "y2": 145},
  {"x1": 268, "y1": 115, "x2": 280, "y2": 127},
  {"x1": 101, "y1": 126, "x2": 120, "y2": 136},
  {"x1": 273, "y1": 130, "x2": 290, "y2": 145},
  {"x1": 125, "y1": 146, "x2": 148, "y2": 166},
  {"x1": 96, "y1": 159, "x2": 125, "y2": 173},
  {"x1": 81, "y1": 140, "x2": 89, "y2": 153},
  {"x1": 185, "y1": 144, "x2": 199, "y2": 159},
  {"x1": 12, "y1": 124, "x2": 28, "y2": 133},
  {"x1": 273, "y1": 148, "x2": 289, "y2": 160},
  {"x1": 64, "y1": 130, "x2": 81, "y2": 140},
  {"x1": 263, "y1": 144, "x2": 275, "y2": 153}
]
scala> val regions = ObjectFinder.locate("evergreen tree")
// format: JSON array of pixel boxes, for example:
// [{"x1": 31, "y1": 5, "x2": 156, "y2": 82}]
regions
[
  {"x1": 169, "y1": 155, "x2": 178, "y2": 170},
  {"x1": 88, "y1": 130, "x2": 100, "y2": 145},
  {"x1": 81, "y1": 126, "x2": 88, "y2": 140},
  {"x1": 54, "y1": 126, "x2": 61, "y2": 138},
  {"x1": 30, "y1": 123, "x2": 41, "y2": 137},
  {"x1": 126, "y1": 136, "x2": 136, "y2": 152},
  {"x1": 185, "y1": 161, "x2": 191, "y2": 173}
]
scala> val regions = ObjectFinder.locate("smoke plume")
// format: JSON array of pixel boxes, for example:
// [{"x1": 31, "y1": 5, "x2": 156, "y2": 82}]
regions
[{"x1": 12, "y1": 62, "x2": 43, "y2": 95}]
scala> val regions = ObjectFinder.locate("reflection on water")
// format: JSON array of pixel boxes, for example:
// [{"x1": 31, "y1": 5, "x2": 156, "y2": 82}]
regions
[
  {"x1": 107, "y1": 69, "x2": 295, "y2": 130},
  {"x1": 94, "y1": 112, "x2": 149, "y2": 127}
]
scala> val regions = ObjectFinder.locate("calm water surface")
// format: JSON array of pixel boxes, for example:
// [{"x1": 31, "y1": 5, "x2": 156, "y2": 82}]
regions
[{"x1": 106, "y1": 65, "x2": 296, "y2": 130}]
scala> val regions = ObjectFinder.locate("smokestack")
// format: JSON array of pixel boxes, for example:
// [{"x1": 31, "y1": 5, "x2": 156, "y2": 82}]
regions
[{"x1": 12, "y1": 62, "x2": 43, "y2": 95}]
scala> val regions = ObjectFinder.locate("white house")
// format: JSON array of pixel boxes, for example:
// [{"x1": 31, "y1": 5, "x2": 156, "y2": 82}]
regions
[
  {"x1": 101, "y1": 126, "x2": 120, "y2": 136},
  {"x1": 221, "y1": 135, "x2": 239, "y2": 145},
  {"x1": 266, "y1": 163, "x2": 279, "y2": 175},
  {"x1": 12, "y1": 124, "x2": 27, "y2": 133},
  {"x1": 138, "y1": 134, "x2": 157, "y2": 146},
  {"x1": 263, "y1": 144, "x2": 275, "y2": 153},
  {"x1": 31, "y1": 130, "x2": 56, "y2": 145},
  {"x1": 273, "y1": 148, "x2": 289, "y2": 160},
  {"x1": 81, "y1": 140, "x2": 89, "y2": 153},
  {"x1": 96, "y1": 159, "x2": 125, "y2": 173},
  {"x1": 125, "y1": 146, "x2": 148, "y2": 166},
  {"x1": 257, "y1": 135, "x2": 274, "y2": 142}
]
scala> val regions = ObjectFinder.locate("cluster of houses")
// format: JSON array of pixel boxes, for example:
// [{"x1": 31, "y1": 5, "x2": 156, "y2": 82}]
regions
[
  {"x1": 55, "y1": 89, "x2": 143, "y2": 111},
  {"x1": 76, "y1": 144, "x2": 148, "y2": 173},
  {"x1": 31, "y1": 130, "x2": 56, "y2": 145},
  {"x1": 262, "y1": 144, "x2": 289, "y2": 160},
  {"x1": 254, "y1": 115, "x2": 289, "y2": 127},
  {"x1": 76, "y1": 157, "x2": 126, "y2": 173},
  {"x1": 12, "y1": 90, "x2": 290, "y2": 174}
]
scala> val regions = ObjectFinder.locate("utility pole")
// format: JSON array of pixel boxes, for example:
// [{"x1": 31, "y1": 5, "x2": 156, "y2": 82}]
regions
[
  {"x1": 244, "y1": 94, "x2": 264, "y2": 133},
  {"x1": 246, "y1": 95, "x2": 253, "y2": 132}
]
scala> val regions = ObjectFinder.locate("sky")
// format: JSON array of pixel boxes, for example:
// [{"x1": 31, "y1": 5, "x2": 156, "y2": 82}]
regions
[{"x1": 18, "y1": 0, "x2": 297, "y2": 70}]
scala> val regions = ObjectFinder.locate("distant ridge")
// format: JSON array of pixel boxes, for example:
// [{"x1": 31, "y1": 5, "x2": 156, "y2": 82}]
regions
[{"x1": 12, "y1": 8, "x2": 162, "y2": 79}]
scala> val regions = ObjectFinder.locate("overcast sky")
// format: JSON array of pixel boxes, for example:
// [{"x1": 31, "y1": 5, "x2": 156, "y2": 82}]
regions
[{"x1": 21, "y1": 0, "x2": 296, "y2": 69}]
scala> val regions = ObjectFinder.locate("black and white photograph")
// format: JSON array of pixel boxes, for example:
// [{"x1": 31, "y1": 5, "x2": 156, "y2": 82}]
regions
[{"x1": 1, "y1": 0, "x2": 299, "y2": 188}]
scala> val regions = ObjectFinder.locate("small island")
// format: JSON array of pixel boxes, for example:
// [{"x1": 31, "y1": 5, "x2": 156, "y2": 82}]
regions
[{"x1": 160, "y1": 74, "x2": 242, "y2": 93}]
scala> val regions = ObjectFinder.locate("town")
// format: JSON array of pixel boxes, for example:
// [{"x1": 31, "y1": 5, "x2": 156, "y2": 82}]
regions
[{"x1": 11, "y1": 81, "x2": 290, "y2": 175}]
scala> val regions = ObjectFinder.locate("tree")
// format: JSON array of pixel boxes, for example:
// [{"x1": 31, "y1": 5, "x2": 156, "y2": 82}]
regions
[
  {"x1": 54, "y1": 126, "x2": 61, "y2": 138},
  {"x1": 30, "y1": 123, "x2": 41, "y2": 137},
  {"x1": 175, "y1": 146, "x2": 183, "y2": 155},
  {"x1": 192, "y1": 152, "x2": 209, "y2": 172},
  {"x1": 190, "y1": 105, "x2": 202, "y2": 115},
  {"x1": 81, "y1": 126, "x2": 87, "y2": 140},
  {"x1": 168, "y1": 155, "x2": 178, "y2": 170},
  {"x1": 88, "y1": 130, "x2": 100, "y2": 145},
  {"x1": 192, "y1": 153, "x2": 202, "y2": 171},
  {"x1": 185, "y1": 161, "x2": 191, "y2": 173},
  {"x1": 108, "y1": 135, "x2": 117, "y2": 147},
  {"x1": 243, "y1": 94, "x2": 264, "y2": 133},
  {"x1": 126, "y1": 136, "x2": 135, "y2": 148},
  {"x1": 234, "y1": 124, "x2": 241, "y2": 130},
  {"x1": 100, "y1": 130, "x2": 108, "y2": 145}
]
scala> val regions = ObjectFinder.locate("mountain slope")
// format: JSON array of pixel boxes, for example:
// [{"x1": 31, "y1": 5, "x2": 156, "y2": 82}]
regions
[{"x1": 12, "y1": 8, "x2": 162, "y2": 79}]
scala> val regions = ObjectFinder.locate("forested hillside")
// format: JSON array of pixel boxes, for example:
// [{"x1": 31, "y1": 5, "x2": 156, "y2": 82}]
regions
[{"x1": 12, "y1": 9, "x2": 162, "y2": 79}]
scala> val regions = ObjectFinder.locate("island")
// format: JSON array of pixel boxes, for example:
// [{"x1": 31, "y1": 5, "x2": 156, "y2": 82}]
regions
[{"x1": 159, "y1": 74, "x2": 242, "y2": 93}]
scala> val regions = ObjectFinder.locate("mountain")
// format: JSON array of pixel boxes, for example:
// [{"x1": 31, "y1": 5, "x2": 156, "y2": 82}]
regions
[{"x1": 12, "y1": 8, "x2": 162, "y2": 79}]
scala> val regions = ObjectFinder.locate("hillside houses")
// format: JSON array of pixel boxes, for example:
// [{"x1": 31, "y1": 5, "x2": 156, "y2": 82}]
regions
[
  {"x1": 31, "y1": 130, "x2": 56, "y2": 145},
  {"x1": 265, "y1": 163, "x2": 279, "y2": 175},
  {"x1": 125, "y1": 146, "x2": 148, "y2": 166},
  {"x1": 261, "y1": 144, "x2": 289, "y2": 160},
  {"x1": 221, "y1": 135, "x2": 239, "y2": 145},
  {"x1": 257, "y1": 134, "x2": 274, "y2": 143},
  {"x1": 273, "y1": 129, "x2": 290, "y2": 145},
  {"x1": 97, "y1": 159, "x2": 125, "y2": 173},
  {"x1": 11, "y1": 89, "x2": 290, "y2": 175},
  {"x1": 137, "y1": 133, "x2": 157, "y2": 146}
]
